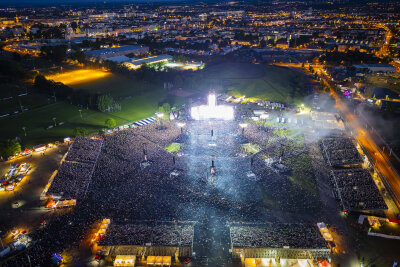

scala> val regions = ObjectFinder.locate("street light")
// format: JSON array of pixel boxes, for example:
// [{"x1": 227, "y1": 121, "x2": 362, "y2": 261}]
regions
[
  {"x1": 177, "y1": 122, "x2": 186, "y2": 134},
  {"x1": 22, "y1": 126, "x2": 26, "y2": 136},
  {"x1": 52, "y1": 117, "x2": 57, "y2": 127},
  {"x1": 156, "y1": 112, "x2": 164, "y2": 128},
  {"x1": 78, "y1": 109, "x2": 82, "y2": 119},
  {"x1": 239, "y1": 123, "x2": 248, "y2": 135}
]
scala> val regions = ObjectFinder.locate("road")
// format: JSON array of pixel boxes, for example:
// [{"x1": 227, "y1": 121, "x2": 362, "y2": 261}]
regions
[
  {"x1": 275, "y1": 62, "x2": 400, "y2": 216},
  {"x1": 0, "y1": 145, "x2": 68, "y2": 238},
  {"x1": 321, "y1": 74, "x2": 400, "y2": 215}
]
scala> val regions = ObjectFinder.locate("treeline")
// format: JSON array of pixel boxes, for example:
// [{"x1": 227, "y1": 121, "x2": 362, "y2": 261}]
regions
[
  {"x1": 320, "y1": 50, "x2": 389, "y2": 66},
  {"x1": 34, "y1": 75, "x2": 120, "y2": 112},
  {"x1": 33, "y1": 75, "x2": 97, "y2": 108}
]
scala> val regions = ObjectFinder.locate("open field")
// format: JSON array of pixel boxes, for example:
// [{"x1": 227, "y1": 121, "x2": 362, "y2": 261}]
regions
[
  {"x1": 242, "y1": 143, "x2": 261, "y2": 154},
  {"x1": 199, "y1": 63, "x2": 312, "y2": 104},
  {"x1": 0, "y1": 63, "x2": 312, "y2": 147},
  {"x1": 45, "y1": 69, "x2": 112, "y2": 86},
  {"x1": 365, "y1": 74, "x2": 400, "y2": 95},
  {"x1": 0, "y1": 102, "x2": 127, "y2": 147},
  {"x1": 165, "y1": 143, "x2": 181, "y2": 153},
  {"x1": 0, "y1": 89, "x2": 183, "y2": 147}
]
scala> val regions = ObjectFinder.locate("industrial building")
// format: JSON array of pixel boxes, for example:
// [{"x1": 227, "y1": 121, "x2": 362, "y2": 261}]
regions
[{"x1": 85, "y1": 45, "x2": 149, "y2": 60}]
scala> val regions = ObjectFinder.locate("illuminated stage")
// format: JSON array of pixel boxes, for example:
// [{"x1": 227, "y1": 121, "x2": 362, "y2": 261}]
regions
[{"x1": 191, "y1": 93, "x2": 234, "y2": 120}]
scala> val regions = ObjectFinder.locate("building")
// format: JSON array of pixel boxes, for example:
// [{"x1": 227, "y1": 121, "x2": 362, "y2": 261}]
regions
[
  {"x1": 121, "y1": 54, "x2": 173, "y2": 69},
  {"x1": 97, "y1": 221, "x2": 194, "y2": 263},
  {"x1": 353, "y1": 64, "x2": 396, "y2": 73},
  {"x1": 85, "y1": 45, "x2": 149, "y2": 60},
  {"x1": 230, "y1": 223, "x2": 330, "y2": 266}
]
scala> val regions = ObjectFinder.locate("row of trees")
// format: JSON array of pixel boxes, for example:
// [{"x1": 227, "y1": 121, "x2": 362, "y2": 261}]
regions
[
  {"x1": 97, "y1": 95, "x2": 121, "y2": 112},
  {"x1": 0, "y1": 140, "x2": 21, "y2": 159},
  {"x1": 34, "y1": 75, "x2": 109, "y2": 110},
  {"x1": 320, "y1": 50, "x2": 389, "y2": 66},
  {"x1": 40, "y1": 45, "x2": 68, "y2": 63}
]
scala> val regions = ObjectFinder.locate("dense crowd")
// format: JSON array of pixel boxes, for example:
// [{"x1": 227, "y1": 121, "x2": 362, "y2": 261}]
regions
[
  {"x1": 2, "y1": 119, "x2": 328, "y2": 266},
  {"x1": 330, "y1": 169, "x2": 387, "y2": 211},
  {"x1": 134, "y1": 121, "x2": 182, "y2": 147},
  {"x1": 321, "y1": 137, "x2": 363, "y2": 167},
  {"x1": 47, "y1": 161, "x2": 93, "y2": 199},
  {"x1": 47, "y1": 137, "x2": 103, "y2": 200},
  {"x1": 99, "y1": 222, "x2": 194, "y2": 247},
  {"x1": 245, "y1": 122, "x2": 321, "y2": 213},
  {"x1": 65, "y1": 137, "x2": 103, "y2": 163},
  {"x1": 230, "y1": 223, "x2": 326, "y2": 249}
]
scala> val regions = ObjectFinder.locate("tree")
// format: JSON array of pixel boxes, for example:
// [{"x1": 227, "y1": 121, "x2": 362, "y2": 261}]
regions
[
  {"x1": 70, "y1": 50, "x2": 86, "y2": 63},
  {"x1": 162, "y1": 103, "x2": 171, "y2": 114},
  {"x1": 40, "y1": 45, "x2": 67, "y2": 62},
  {"x1": 71, "y1": 21, "x2": 78, "y2": 32},
  {"x1": 97, "y1": 95, "x2": 114, "y2": 112},
  {"x1": 0, "y1": 140, "x2": 21, "y2": 159},
  {"x1": 105, "y1": 118, "x2": 117, "y2": 129},
  {"x1": 172, "y1": 54, "x2": 187, "y2": 63},
  {"x1": 73, "y1": 127, "x2": 87, "y2": 136}
]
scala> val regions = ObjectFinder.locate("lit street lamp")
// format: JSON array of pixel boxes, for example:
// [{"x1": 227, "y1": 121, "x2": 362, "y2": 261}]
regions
[
  {"x1": 260, "y1": 114, "x2": 269, "y2": 121},
  {"x1": 78, "y1": 109, "x2": 82, "y2": 119},
  {"x1": 156, "y1": 112, "x2": 164, "y2": 128},
  {"x1": 177, "y1": 122, "x2": 186, "y2": 134},
  {"x1": 52, "y1": 117, "x2": 57, "y2": 126},
  {"x1": 239, "y1": 123, "x2": 248, "y2": 135}
]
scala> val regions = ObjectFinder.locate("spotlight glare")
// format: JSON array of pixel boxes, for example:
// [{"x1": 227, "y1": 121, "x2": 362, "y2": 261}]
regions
[{"x1": 191, "y1": 93, "x2": 234, "y2": 120}]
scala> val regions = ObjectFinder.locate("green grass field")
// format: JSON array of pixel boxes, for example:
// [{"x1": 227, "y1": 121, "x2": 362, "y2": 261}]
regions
[
  {"x1": 0, "y1": 102, "x2": 127, "y2": 147},
  {"x1": 69, "y1": 73, "x2": 148, "y2": 98},
  {"x1": 165, "y1": 143, "x2": 181, "y2": 153},
  {"x1": 242, "y1": 143, "x2": 261, "y2": 154},
  {"x1": 0, "y1": 62, "x2": 312, "y2": 147},
  {"x1": 199, "y1": 63, "x2": 311, "y2": 104}
]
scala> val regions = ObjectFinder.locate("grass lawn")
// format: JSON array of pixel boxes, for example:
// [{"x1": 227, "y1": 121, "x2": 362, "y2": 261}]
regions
[
  {"x1": 69, "y1": 73, "x2": 147, "y2": 98},
  {"x1": 0, "y1": 102, "x2": 126, "y2": 147},
  {"x1": 198, "y1": 63, "x2": 311, "y2": 104},
  {"x1": 0, "y1": 62, "x2": 312, "y2": 147},
  {"x1": 165, "y1": 143, "x2": 181, "y2": 153},
  {"x1": 242, "y1": 143, "x2": 261, "y2": 154},
  {"x1": 0, "y1": 88, "x2": 184, "y2": 147}
]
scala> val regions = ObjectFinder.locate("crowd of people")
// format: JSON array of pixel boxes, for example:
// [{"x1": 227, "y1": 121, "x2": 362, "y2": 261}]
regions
[
  {"x1": 47, "y1": 137, "x2": 103, "y2": 200},
  {"x1": 321, "y1": 137, "x2": 363, "y2": 167},
  {"x1": 99, "y1": 222, "x2": 194, "y2": 247},
  {"x1": 65, "y1": 137, "x2": 103, "y2": 164},
  {"x1": 2, "y1": 118, "x2": 329, "y2": 266},
  {"x1": 330, "y1": 169, "x2": 387, "y2": 211},
  {"x1": 47, "y1": 161, "x2": 93, "y2": 199},
  {"x1": 244, "y1": 122, "x2": 321, "y2": 214},
  {"x1": 230, "y1": 223, "x2": 326, "y2": 249},
  {"x1": 134, "y1": 121, "x2": 182, "y2": 147}
]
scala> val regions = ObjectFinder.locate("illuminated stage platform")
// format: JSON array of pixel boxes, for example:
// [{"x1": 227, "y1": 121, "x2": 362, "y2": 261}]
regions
[{"x1": 191, "y1": 93, "x2": 234, "y2": 120}]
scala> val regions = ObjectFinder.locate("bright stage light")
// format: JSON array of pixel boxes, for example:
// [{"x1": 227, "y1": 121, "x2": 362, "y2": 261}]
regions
[{"x1": 191, "y1": 93, "x2": 234, "y2": 120}]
